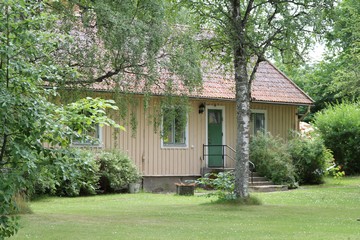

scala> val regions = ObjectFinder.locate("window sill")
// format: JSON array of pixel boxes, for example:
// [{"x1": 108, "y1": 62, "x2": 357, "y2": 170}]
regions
[{"x1": 161, "y1": 144, "x2": 188, "y2": 149}]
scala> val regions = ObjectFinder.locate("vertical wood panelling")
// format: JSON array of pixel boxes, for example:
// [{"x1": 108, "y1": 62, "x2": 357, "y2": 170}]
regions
[
  {"x1": 100, "y1": 93, "x2": 299, "y2": 177},
  {"x1": 251, "y1": 103, "x2": 297, "y2": 141}
]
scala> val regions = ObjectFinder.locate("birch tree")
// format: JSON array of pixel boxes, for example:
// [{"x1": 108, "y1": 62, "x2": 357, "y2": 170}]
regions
[{"x1": 183, "y1": 0, "x2": 334, "y2": 199}]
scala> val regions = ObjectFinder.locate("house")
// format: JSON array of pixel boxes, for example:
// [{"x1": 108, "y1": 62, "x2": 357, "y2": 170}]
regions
[{"x1": 73, "y1": 61, "x2": 314, "y2": 192}]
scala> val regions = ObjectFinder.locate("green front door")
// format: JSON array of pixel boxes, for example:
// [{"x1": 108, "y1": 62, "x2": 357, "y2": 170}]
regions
[{"x1": 207, "y1": 109, "x2": 223, "y2": 167}]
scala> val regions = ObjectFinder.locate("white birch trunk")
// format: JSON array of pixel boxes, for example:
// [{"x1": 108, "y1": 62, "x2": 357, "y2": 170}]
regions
[
  {"x1": 234, "y1": 61, "x2": 251, "y2": 199},
  {"x1": 231, "y1": 0, "x2": 251, "y2": 199}
]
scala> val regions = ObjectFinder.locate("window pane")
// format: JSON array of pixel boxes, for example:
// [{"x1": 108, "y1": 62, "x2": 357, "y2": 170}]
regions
[
  {"x1": 73, "y1": 124, "x2": 100, "y2": 145},
  {"x1": 163, "y1": 120, "x2": 174, "y2": 144},
  {"x1": 208, "y1": 111, "x2": 221, "y2": 124},
  {"x1": 254, "y1": 113, "x2": 265, "y2": 134},
  {"x1": 162, "y1": 107, "x2": 186, "y2": 146}
]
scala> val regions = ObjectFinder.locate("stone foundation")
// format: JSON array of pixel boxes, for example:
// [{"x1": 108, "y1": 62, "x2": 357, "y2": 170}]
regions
[{"x1": 142, "y1": 176, "x2": 200, "y2": 193}]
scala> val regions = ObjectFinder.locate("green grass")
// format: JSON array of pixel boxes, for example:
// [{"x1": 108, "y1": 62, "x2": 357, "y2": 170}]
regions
[{"x1": 10, "y1": 177, "x2": 360, "y2": 240}]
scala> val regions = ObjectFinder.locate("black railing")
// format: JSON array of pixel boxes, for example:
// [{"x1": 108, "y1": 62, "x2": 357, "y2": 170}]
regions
[{"x1": 203, "y1": 144, "x2": 255, "y2": 183}]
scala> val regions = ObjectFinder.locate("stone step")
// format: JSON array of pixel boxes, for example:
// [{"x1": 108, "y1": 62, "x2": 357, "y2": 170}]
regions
[
  {"x1": 249, "y1": 176, "x2": 268, "y2": 182},
  {"x1": 250, "y1": 171, "x2": 261, "y2": 177},
  {"x1": 250, "y1": 185, "x2": 288, "y2": 192},
  {"x1": 249, "y1": 181, "x2": 273, "y2": 186}
]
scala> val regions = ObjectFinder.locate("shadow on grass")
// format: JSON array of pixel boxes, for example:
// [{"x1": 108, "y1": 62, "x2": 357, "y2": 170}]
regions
[{"x1": 200, "y1": 194, "x2": 262, "y2": 206}]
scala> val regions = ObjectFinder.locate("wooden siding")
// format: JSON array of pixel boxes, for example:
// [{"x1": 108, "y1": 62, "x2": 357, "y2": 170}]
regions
[
  {"x1": 100, "y1": 95, "x2": 299, "y2": 176},
  {"x1": 251, "y1": 103, "x2": 299, "y2": 141}
]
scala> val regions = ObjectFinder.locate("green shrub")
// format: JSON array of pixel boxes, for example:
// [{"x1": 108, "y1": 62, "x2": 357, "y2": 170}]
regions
[
  {"x1": 250, "y1": 133, "x2": 296, "y2": 186},
  {"x1": 196, "y1": 171, "x2": 236, "y2": 200},
  {"x1": 196, "y1": 171, "x2": 261, "y2": 204},
  {"x1": 35, "y1": 149, "x2": 99, "y2": 197},
  {"x1": 314, "y1": 102, "x2": 360, "y2": 174},
  {"x1": 0, "y1": 176, "x2": 20, "y2": 238},
  {"x1": 288, "y1": 133, "x2": 332, "y2": 184},
  {"x1": 97, "y1": 150, "x2": 141, "y2": 193}
]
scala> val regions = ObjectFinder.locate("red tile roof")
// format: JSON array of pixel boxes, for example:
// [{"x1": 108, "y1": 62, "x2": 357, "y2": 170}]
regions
[
  {"x1": 89, "y1": 61, "x2": 314, "y2": 106},
  {"x1": 251, "y1": 61, "x2": 313, "y2": 105},
  {"x1": 192, "y1": 61, "x2": 313, "y2": 105}
]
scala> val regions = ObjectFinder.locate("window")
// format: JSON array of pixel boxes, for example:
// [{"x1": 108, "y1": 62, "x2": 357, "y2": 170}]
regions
[
  {"x1": 162, "y1": 107, "x2": 188, "y2": 147},
  {"x1": 72, "y1": 124, "x2": 102, "y2": 146},
  {"x1": 250, "y1": 110, "x2": 266, "y2": 135}
]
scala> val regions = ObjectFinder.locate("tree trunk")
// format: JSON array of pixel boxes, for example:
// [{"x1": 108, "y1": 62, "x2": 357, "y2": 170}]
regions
[
  {"x1": 231, "y1": 0, "x2": 250, "y2": 199},
  {"x1": 234, "y1": 58, "x2": 251, "y2": 199}
]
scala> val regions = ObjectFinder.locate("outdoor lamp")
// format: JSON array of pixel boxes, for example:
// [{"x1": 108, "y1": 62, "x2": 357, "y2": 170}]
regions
[{"x1": 199, "y1": 103, "x2": 205, "y2": 114}]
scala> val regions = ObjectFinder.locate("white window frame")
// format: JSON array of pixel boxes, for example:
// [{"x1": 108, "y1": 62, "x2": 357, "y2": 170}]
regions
[
  {"x1": 250, "y1": 109, "x2": 267, "y2": 136},
  {"x1": 161, "y1": 110, "x2": 189, "y2": 149},
  {"x1": 72, "y1": 124, "x2": 103, "y2": 147}
]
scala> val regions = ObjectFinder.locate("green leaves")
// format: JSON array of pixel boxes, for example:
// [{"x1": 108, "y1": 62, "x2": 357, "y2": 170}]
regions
[
  {"x1": 314, "y1": 101, "x2": 360, "y2": 174},
  {"x1": 0, "y1": 1, "x2": 123, "y2": 238}
]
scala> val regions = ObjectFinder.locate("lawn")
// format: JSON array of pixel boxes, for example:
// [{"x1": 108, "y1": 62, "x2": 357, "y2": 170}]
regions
[{"x1": 10, "y1": 177, "x2": 360, "y2": 240}]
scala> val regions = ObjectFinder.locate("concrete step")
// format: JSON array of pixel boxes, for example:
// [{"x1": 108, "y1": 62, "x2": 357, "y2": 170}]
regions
[
  {"x1": 250, "y1": 171, "x2": 261, "y2": 177},
  {"x1": 250, "y1": 185, "x2": 288, "y2": 192},
  {"x1": 249, "y1": 172, "x2": 288, "y2": 192},
  {"x1": 202, "y1": 170, "x2": 288, "y2": 192},
  {"x1": 249, "y1": 181, "x2": 273, "y2": 186},
  {"x1": 249, "y1": 176, "x2": 268, "y2": 182}
]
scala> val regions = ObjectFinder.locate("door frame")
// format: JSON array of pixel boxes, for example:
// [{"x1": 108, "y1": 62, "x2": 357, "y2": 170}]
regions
[{"x1": 205, "y1": 105, "x2": 226, "y2": 168}]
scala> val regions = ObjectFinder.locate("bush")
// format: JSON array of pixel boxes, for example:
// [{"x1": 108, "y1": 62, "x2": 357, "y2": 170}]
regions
[
  {"x1": 97, "y1": 150, "x2": 141, "y2": 193},
  {"x1": 196, "y1": 171, "x2": 236, "y2": 200},
  {"x1": 288, "y1": 133, "x2": 332, "y2": 184},
  {"x1": 35, "y1": 149, "x2": 99, "y2": 197},
  {"x1": 196, "y1": 171, "x2": 261, "y2": 204},
  {"x1": 250, "y1": 133, "x2": 296, "y2": 186},
  {"x1": 314, "y1": 102, "x2": 360, "y2": 174}
]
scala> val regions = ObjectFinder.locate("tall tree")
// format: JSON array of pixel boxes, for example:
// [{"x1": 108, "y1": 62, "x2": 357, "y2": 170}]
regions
[
  {"x1": 277, "y1": 0, "x2": 360, "y2": 117},
  {"x1": 325, "y1": 0, "x2": 360, "y2": 97},
  {"x1": 48, "y1": 0, "x2": 203, "y2": 111},
  {"x1": 0, "y1": 1, "x2": 120, "y2": 237},
  {"x1": 183, "y1": 0, "x2": 334, "y2": 199}
]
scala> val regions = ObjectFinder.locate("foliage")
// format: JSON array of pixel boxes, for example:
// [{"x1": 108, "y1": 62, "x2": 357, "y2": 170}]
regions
[
  {"x1": 276, "y1": 62, "x2": 343, "y2": 121},
  {"x1": 49, "y1": 0, "x2": 203, "y2": 132},
  {"x1": 196, "y1": 171, "x2": 236, "y2": 201},
  {"x1": 182, "y1": 0, "x2": 334, "y2": 199},
  {"x1": 12, "y1": 192, "x2": 32, "y2": 215},
  {"x1": 97, "y1": 150, "x2": 141, "y2": 193},
  {"x1": 325, "y1": 165, "x2": 345, "y2": 181},
  {"x1": 0, "y1": 177, "x2": 20, "y2": 239},
  {"x1": 288, "y1": 133, "x2": 332, "y2": 184},
  {"x1": 34, "y1": 149, "x2": 99, "y2": 197},
  {"x1": 0, "y1": 1, "x2": 120, "y2": 237},
  {"x1": 314, "y1": 101, "x2": 360, "y2": 174},
  {"x1": 279, "y1": 0, "x2": 360, "y2": 115},
  {"x1": 324, "y1": 0, "x2": 360, "y2": 98},
  {"x1": 250, "y1": 133, "x2": 296, "y2": 187}
]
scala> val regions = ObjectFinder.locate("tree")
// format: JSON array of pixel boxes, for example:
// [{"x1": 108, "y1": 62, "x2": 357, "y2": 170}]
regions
[
  {"x1": 182, "y1": 0, "x2": 334, "y2": 199},
  {"x1": 0, "y1": 1, "x2": 120, "y2": 237},
  {"x1": 275, "y1": 61, "x2": 342, "y2": 121},
  {"x1": 46, "y1": 0, "x2": 203, "y2": 127},
  {"x1": 276, "y1": 0, "x2": 360, "y2": 118},
  {"x1": 324, "y1": 0, "x2": 360, "y2": 97}
]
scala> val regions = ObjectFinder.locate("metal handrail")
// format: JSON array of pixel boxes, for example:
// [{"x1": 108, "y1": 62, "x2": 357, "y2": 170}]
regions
[{"x1": 203, "y1": 144, "x2": 256, "y2": 183}]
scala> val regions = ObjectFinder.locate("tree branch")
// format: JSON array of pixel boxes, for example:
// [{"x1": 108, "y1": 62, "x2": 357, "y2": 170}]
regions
[{"x1": 0, "y1": 133, "x2": 8, "y2": 164}]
